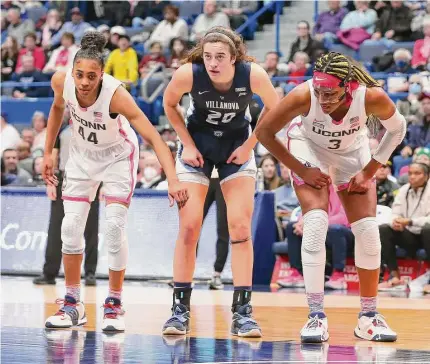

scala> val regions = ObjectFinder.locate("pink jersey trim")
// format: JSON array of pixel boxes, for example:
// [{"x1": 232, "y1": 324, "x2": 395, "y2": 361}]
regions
[
  {"x1": 104, "y1": 195, "x2": 130, "y2": 205},
  {"x1": 62, "y1": 195, "x2": 90, "y2": 203},
  {"x1": 117, "y1": 116, "x2": 136, "y2": 204}
]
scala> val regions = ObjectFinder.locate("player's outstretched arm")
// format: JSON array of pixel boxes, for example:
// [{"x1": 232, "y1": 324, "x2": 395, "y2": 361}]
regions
[
  {"x1": 111, "y1": 85, "x2": 189, "y2": 207},
  {"x1": 42, "y1": 71, "x2": 66, "y2": 185}
]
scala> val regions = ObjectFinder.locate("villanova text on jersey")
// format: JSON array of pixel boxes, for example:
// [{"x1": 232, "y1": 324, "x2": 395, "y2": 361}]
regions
[{"x1": 186, "y1": 62, "x2": 253, "y2": 137}]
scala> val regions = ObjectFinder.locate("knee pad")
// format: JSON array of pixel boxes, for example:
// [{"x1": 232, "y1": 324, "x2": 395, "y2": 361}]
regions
[
  {"x1": 301, "y1": 209, "x2": 328, "y2": 267},
  {"x1": 105, "y1": 204, "x2": 128, "y2": 271},
  {"x1": 61, "y1": 201, "x2": 90, "y2": 255},
  {"x1": 351, "y1": 217, "x2": 381, "y2": 270}
]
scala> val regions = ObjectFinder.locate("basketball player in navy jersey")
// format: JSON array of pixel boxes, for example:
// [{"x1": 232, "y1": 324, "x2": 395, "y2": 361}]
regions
[
  {"x1": 256, "y1": 52, "x2": 406, "y2": 342},
  {"x1": 161, "y1": 26, "x2": 279, "y2": 337}
]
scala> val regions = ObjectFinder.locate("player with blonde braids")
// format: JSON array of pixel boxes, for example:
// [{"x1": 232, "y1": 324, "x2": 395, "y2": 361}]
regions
[{"x1": 256, "y1": 52, "x2": 406, "y2": 343}]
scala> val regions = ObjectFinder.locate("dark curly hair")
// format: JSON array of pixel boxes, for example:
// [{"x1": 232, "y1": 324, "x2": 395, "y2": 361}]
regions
[{"x1": 74, "y1": 31, "x2": 106, "y2": 68}]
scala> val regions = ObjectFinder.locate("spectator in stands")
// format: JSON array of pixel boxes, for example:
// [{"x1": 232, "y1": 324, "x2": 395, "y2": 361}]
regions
[
  {"x1": 41, "y1": 9, "x2": 62, "y2": 50},
  {"x1": 398, "y1": 147, "x2": 430, "y2": 185},
  {"x1": 218, "y1": 0, "x2": 258, "y2": 30},
  {"x1": 6, "y1": 7, "x2": 34, "y2": 45},
  {"x1": 21, "y1": 127, "x2": 34, "y2": 148},
  {"x1": 1, "y1": 12, "x2": 7, "y2": 43},
  {"x1": 288, "y1": 20, "x2": 325, "y2": 63},
  {"x1": 370, "y1": 0, "x2": 391, "y2": 17},
  {"x1": 43, "y1": 32, "x2": 78, "y2": 74},
  {"x1": 259, "y1": 154, "x2": 282, "y2": 191},
  {"x1": 30, "y1": 156, "x2": 44, "y2": 186},
  {"x1": 340, "y1": 0, "x2": 377, "y2": 34},
  {"x1": 262, "y1": 51, "x2": 287, "y2": 89},
  {"x1": 371, "y1": 0, "x2": 414, "y2": 44},
  {"x1": 146, "y1": 5, "x2": 188, "y2": 50},
  {"x1": 1, "y1": 35, "x2": 19, "y2": 82},
  {"x1": 2, "y1": 148, "x2": 32, "y2": 185},
  {"x1": 379, "y1": 162, "x2": 430, "y2": 291},
  {"x1": 168, "y1": 37, "x2": 187, "y2": 70},
  {"x1": 103, "y1": 0, "x2": 131, "y2": 27},
  {"x1": 385, "y1": 49, "x2": 417, "y2": 93},
  {"x1": 410, "y1": 0, "x2": 430, "y2": 38},
  {"x1": 31, "y1": 111, "x2": 46, "y2": 151},
  {"x1": 279, "y1": 185, "x2": 353, "y2": 290},
  {"x1": 274, "y1": 163, "x2": 300, "y2": 227},
  {"x1": 285, "y1": 51, "x2": 310, "y2": 89},
  {"x1": 408, "y1": 92, "x2": 430, "y2": 148},
  {"x1": 136, "y1": 153, "x2": 163, "y2": 188},
  {"x1": 412, "y1": 16, "x2": 430, "y2": 68},
  {"x1": 139, "y1": 40, "x2": 167, "y2": 78},
  {"x1": 191, "y1": 0, "x2": 230, "y2": 42},
  {"x1": 313, "y1": 0, "x2": 348, "y2": 48},
  {"x1": 11, "y1": 54, "x2": 48, "y2": 98},
  {"x1": 16, "y1": 140, "x2": 33, "y2": 174},
  {"x1": 50, "y1": 7, "x2": 91, "y2": 48},
  {"x1": 1, "y1": 157, "x2": 16, "y2": 185},
  {"x1": 376, "y1": 162, "x2": 399, "y2": 206},
  {"x1": 0, "y1": 113, "x2": 21, "y2": 154},
  {"x1": 107, "y1": 25, "x2": 125, "y2": 51},
  {"x1": 396, "y1": 73, "x2": 424, "y2": 123},
  {"x1": 132, "y1": 0, "x2": 169, "y2": 29},
  {"x1": 15, "y1": 32, "x2": 45, "y2": 73},
  {"x1": 104, "y1": 34, "x2": 138, "y2": 90}
]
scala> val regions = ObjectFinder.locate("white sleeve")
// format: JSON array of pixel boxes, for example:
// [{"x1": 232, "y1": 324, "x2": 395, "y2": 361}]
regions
[{"x1": 372, "y1": 109, "x2": 407, "y2": 165}]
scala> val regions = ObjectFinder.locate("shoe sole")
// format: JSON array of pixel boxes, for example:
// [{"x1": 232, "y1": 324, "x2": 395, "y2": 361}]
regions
[
  {"x1": 232, "y1": 328, "x2": 262, "y2": 338},
  {"x1": 162, "y1": 327, "x2": 189, "y2": 335},
  {"x1": 102, "y1": 325, "x2": 125, "y2": 332},
  {"x1": 301, "y1": 333, "x2": 329, "y2": 343},
  {"x1": 354, "y1": 327, "x2": 397, "y2": 342},
  {"x1": 45, "y1": 317, "x2": 87, "y2": 329}
]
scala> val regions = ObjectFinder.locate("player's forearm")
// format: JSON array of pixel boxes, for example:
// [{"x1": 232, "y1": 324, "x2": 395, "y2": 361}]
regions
[
  {"x1": 363, "y1": 158, "x2": 382, "y2": 179},
  {"x1": 165, "y1": 105, "x2": 195, "y2": 147},
  {"x1": 150, "y1": 137, "x2": 179, "y2": 183},
  {"x1": 256, "y1": 128, "x2": 306, "y2": 177},
  {"x1": 44, "y1": 104, "x2": 64, "y2": 155}
]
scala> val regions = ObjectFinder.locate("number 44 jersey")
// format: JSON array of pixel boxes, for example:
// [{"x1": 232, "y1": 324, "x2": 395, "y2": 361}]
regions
[
  {"x1": 63, "y1": 69, "x2": 137, "y2": 151},
  {"x1": 293, "y1": 79, "x2": 369, "y2": 154},
  {"x1": 186, "y1": 62, "x2": 253, "y2": 137}
]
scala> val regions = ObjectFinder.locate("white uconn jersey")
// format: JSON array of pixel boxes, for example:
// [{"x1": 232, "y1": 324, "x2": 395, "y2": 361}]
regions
[
  {"x1": 293, "y1": 79, "x2": 369, "y2": 153},
  {"x1": 63, "y1": 69, "x2": 135, "y2": 150}
]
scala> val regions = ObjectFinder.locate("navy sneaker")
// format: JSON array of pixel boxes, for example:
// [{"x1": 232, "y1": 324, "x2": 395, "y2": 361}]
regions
[
  {"x1": 162, "y1": 303, "x2": 190, "y2": 335},
  {"x1": 231, "y1": 304, "x2": 262, "y2": 338},
  {"x1": 45, "y1": 295, "x2": 87, "y2": 328}
]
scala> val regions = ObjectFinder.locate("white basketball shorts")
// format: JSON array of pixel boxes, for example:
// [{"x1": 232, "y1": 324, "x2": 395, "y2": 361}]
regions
[
  {"x1": 62, "y1": 136, "x2": 139, "y2": 205},
  {"x1": 286, "y1": 122, "x2": 371, "y2": 191}
]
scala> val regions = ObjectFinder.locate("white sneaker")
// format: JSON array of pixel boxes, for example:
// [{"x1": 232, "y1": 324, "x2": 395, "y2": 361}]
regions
[
  {"x1": 354, "y1": 312, "x2": 397, "y2": 342},
  {"x1": 102, "y1": 297, "x2": 125, "y2": 332},
  {"x1": 300, "y1": 313, "x2": 329, "y2": 343},
  {"x1": 45, "y1": 295, "x2": 87, "y2": 328}
]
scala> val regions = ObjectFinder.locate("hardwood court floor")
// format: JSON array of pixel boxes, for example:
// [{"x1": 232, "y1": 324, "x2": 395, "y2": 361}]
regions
[{"x1": 1, "y1": 276, "x2": 430, "y2": 363}]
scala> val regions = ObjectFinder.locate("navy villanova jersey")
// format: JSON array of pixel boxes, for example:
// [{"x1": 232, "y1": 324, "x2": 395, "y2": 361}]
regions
[
  {"x1": 186, "y1": 62, "x2": 253, "y2": 137},
  {"x1": 177, "y1": 61, "x2": 256, "y2": 181}
]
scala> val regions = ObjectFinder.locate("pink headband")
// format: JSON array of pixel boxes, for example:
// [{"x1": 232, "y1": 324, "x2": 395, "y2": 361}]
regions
[{"x1": 313, "y1": 71, "x2": 360, "y2": 106}]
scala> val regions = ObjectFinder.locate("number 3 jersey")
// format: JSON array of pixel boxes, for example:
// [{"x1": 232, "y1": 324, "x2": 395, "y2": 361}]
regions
[
  {"x1": 186, "y1": 62, "x2": 253, "y2": 137},
  {"x1": 63, "y1": 69, "x2": 137, "y2": 151},
  {"x1": 290, "y1": 79, "x2": 369, "y2": 154}
]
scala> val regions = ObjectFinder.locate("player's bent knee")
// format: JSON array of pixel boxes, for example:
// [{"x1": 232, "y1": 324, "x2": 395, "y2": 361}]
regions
[
  {"x1": 301, "y1": 209, "x2": 328, "y2": 266},
  {"x1": 61, "y1": 201, "x2": 90, "y2": 255},
  {"x1": 228, "y1": 220, "x2": 251, "y2": 244},
  {"x1": 105, "y1": 204, "x2": 129, "y2": 271},
  {"x1": 351, "y1": 217, "x2": 381, "y2": 270},
  {"x1": 179, "y1": 220, "x2": 202, "y2": 245}
]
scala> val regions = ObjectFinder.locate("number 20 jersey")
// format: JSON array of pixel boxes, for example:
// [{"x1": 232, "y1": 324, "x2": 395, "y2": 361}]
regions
[
  {"x1": 290, "y1": 79, "x2": 369, "y2": 154},
  {"x1": 63, "y1": 69, "x2": 137, "y2": 151},
  {"x1": 186, "y1": 62, "x2": 253, "y2": 135}
]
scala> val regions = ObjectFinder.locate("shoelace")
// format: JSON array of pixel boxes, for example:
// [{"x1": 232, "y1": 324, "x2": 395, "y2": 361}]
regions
[
  {"x1": 372, "y1": 314, "x2": 388, "y2": 328},
  {"x1": 306, "y1": 316, "x2": 321, "y2": 330},
  {"x1": 103, "y1": 302, "x2": 125, "y2": 319},
  {"x1": 54, "y1": 298, "x2": 77, "y2": 316}
]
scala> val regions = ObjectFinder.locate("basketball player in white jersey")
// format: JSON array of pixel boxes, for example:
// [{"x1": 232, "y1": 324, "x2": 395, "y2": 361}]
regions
[
  {"x1": 256, "y1": 52, "x2": 406, "y2": 343},
  {"x1": 42, "y1": 31, "x2": 189, "y2": 332}
]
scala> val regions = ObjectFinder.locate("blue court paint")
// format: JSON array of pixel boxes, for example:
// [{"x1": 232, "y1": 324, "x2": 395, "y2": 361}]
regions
[{"x1": 1, "y1": 326, "x2": 429, "y2": 363}]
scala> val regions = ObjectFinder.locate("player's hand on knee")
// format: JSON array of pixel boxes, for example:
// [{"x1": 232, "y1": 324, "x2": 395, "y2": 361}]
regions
[
  {"x1": 168, "y1": 180, "x2": 189, "y2": 208},
  {"x1": 302, "y1": 167, "x2": 331, "y2": 189},
  {"x1": 46, "y1": 185, "x2": 57, "y2": 201},
  {"x1": 348, "y1": 171, "x2": 372, "y2": 193},
  {"x1": 227, "y1": 145, "x2": 252, "y2": 165},
  {"x1": 182, "y1": 145, "x2": 204, "y2": 168}
]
